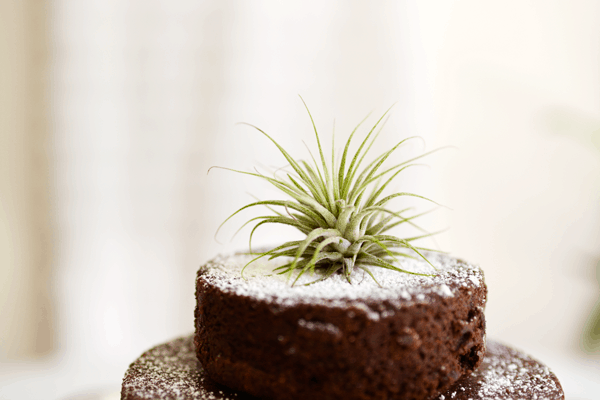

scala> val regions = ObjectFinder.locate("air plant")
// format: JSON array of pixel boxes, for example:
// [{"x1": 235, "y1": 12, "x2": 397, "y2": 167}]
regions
[{"x1": 212, "y1": 98, "x2": 443, "y2": 286}]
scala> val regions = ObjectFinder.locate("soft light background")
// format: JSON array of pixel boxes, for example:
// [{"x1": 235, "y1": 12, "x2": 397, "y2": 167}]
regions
[{"x1": 1, "y1": 1, "x2": 599, "y2": 399}]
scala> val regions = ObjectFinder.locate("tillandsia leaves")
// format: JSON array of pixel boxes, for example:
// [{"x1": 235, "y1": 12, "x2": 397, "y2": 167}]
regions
[{"x1": 212, "y1": 97, "x2": 444, "y2": 286}]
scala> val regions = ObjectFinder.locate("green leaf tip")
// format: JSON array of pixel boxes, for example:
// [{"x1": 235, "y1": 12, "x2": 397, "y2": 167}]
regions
[{"x1": 214, "y1": 101, "x2": 445, "y2": 285}]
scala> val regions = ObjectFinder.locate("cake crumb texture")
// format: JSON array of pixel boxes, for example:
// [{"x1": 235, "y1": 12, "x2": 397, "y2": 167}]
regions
[
  {"x1": 121, "y1": 335, "x2": 564, "y2": 400},
  {"x1": 433, "y1": 340, "x2": 564, "y2": 400},
  {"x1": 121, "y1": 336, "x2": 257, "y2": 400}
]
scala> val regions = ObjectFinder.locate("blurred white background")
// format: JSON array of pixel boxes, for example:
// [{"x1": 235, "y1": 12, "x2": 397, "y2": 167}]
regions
[{"x1": 1, "y1": 1, "x2": 599, "y2": 399}]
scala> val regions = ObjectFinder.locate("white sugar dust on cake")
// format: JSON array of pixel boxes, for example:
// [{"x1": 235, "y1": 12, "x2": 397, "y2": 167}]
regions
[
  {"x1": 432, "y1": 341, "x2": 564, "y2": 400},
  {"x1": 200, "y1": 251, "x2": 483, "y2": 311}
]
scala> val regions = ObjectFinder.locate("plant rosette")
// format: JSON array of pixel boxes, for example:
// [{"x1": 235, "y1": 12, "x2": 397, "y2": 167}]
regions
[{"x1": 211, "y1": 98, "x2": 444, "y2": 286}]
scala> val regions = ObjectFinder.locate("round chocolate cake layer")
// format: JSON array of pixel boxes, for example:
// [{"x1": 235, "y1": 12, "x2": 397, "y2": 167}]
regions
[
  {"x1": 195, "y1": 252, "x2": 487, "y2": 400},
  {"x1": 120, "y1": 335, "x2": 565, "y2": 400}
]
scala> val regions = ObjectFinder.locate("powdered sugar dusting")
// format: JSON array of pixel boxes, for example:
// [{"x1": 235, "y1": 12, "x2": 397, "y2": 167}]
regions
[
  {"x1": 199, "y1": 252, "x2": 482, "y2": 319},
  {"x1": 433, "y1": 341, "x2": 564, "y2": 400},
  {"x1": 121, "y1": 336, "x2": 250, "y2": 400},
  {"x1": 298, "y1": 318, "x2": 341, "y2": 336}
]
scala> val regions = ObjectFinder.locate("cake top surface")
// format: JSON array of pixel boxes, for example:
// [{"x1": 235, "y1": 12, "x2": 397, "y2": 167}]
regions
[
  {"x1": 199, "y1": 251, "x2": 483, "y2": 310},
  {"x1": 433, "y1": 341, "x2": 564, "y2": 400},
  {"x1": 121, "y1": 335, "x2": 254, "y2": 400},
  {"x1": 121, "y1": 335, "x2": 564, "y2": 400}
]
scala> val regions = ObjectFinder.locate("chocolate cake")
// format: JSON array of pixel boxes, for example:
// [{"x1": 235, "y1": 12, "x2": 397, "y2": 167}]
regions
[
  {"x1": 120, "y1": 335, "x2": 565, "y2": 400},
  {"x1": 194, "y1": 252, "x2": 487, "y2": 400},
  {"x1": 121, "y1": 106, "x2": 566, "y2": 399}
]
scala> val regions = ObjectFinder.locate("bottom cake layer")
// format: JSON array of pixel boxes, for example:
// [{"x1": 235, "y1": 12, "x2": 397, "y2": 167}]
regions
[{"x1": 120, "y1": 335, "x2": 564, "y2": 400}]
